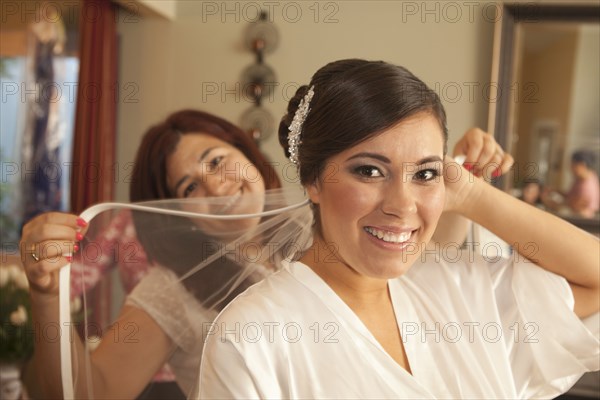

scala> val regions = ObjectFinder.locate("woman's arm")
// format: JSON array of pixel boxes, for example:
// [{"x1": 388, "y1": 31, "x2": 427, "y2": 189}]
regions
[
  {"x1": 30, "y1": 293, "x2": 174, "y2": 398},
  {"x1": 449, "y1": 173, "x2": 600, "y2": 318},
  {"x1": 430, "y1": 212, "x2": 471, "y2": 247},
  {"x1": 21, "y1": 212, "x2": 175, "y2": 398}
]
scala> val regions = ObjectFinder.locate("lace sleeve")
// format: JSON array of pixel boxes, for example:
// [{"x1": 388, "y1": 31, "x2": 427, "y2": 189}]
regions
[{"x1": 126, "y1": 266, "x2": 215, "y2": 353}]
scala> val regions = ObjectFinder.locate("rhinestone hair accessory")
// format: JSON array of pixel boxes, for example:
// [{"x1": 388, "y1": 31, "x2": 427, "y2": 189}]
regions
[{"x1": 287, "y1": 85, "x2": 315, "y2": 166}]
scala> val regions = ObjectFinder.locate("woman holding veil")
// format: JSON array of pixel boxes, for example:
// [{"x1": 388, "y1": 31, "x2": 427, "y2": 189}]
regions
[{"x1": 19, "y1": 110, "x2": 313, "y2": 399}]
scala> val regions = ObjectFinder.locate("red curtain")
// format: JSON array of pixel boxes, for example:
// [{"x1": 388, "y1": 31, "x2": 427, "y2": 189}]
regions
[{"x1": 70, "y1": 0, "x2": 118, "y2": 214}]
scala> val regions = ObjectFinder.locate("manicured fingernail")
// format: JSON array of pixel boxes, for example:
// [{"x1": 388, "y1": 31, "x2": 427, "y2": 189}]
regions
[
  {"x1": 77, "y1": 218, "x2": 88, "y2": 227},
  {"x1": 474, "y1": 171, "x2": 482, "y2": 177},
  {"x1": 463, "y1": 163, "x2": 474, "y2": 171},
  {"x1": 76, "y1": 232, "x2": 84, "y2": 241},
  {"x1": 65, "y1": 255, "x2": 73, "y2": 262},
  {"x1": 492, "y1": 168, "x2": 501, "y2": 178},
  {"x1": 73, "y1": 244, "x2": 79, "y2": 253},
  {"x1": 454, "y1": 155, "x2": 466, "y2": 165}
]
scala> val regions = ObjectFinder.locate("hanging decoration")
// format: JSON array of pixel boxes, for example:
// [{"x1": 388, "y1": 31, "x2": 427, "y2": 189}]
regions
[{"x1": 240, "y1": 11, "x2": 279, "y2": 142}]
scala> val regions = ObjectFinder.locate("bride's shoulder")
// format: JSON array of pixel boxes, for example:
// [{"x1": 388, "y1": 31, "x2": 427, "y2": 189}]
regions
[{"x1": 213, "y1": 265, "x2": 304, "y2": 323}]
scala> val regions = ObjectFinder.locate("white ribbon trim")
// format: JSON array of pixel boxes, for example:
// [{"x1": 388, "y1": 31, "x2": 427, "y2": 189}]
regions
[{"x1": 59, "y1": 198, "x2": 309, "y2": 398}]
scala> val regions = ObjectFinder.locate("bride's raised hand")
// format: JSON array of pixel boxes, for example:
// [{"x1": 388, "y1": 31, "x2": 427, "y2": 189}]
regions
[{"x1": 443, "y1": 128, "x2": 513, "y2": 214}]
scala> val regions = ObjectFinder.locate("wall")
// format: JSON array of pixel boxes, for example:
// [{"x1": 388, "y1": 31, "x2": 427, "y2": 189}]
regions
[{"x1": 115, "y1": 0, "x2": 497, "y2": 200}]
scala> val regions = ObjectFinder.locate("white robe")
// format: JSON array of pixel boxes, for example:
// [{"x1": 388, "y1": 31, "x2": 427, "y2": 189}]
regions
[{"x1": 196, "y1": 253, "x2": 599, "y2": 399}]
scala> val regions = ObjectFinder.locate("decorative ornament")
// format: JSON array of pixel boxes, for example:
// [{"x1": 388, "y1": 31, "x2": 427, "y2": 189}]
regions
[{"x1": 287, "y1": 86, "x2": 314, "y2": 166}]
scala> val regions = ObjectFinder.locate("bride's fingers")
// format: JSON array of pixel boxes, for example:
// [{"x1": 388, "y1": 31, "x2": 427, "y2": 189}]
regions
[
  {"x1": 468, "y1": 134, "x2": 498, "y2": 176},
  {"x1": 454, "y1": 128, "x2": 501, "y2": 175},
  {"x1": 451, "y1": 127, "x2": 514, "y2": 182},
  {"x1": 497, "y1": 153, "x2": 515, "y2": 176},
  {"x1": 456, "y1": 129, "x2": 484, "y2": 164},
  {"x1": 478, "y1": 134, "x2": 498, "y2": 164},
  {"x1": 480, "y1": 152, "x2": 514, "y2": 180},
  {"x1": 489, "y1": 147, "x2": 504, "y2": 167}
]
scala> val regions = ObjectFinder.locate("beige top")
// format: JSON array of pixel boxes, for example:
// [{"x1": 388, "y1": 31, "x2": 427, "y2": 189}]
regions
[{"x1": 127, "y1": 266, "x2": 215, "y2": 396}]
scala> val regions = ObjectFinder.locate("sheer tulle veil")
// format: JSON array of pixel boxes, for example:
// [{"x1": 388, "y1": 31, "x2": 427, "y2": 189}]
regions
[{"x1": 58, "y1": 187, "x2": 313, "y2": 398}]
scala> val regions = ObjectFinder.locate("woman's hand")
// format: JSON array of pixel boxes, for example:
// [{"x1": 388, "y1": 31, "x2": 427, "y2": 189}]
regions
[
  {"x1": 20, "y1": 212, "x2": 87, "y2": 294},
  {"x1": 443, "y1": 128, "x2": 514, "y2": 213},
  {"x1": 453, "y1": 128, "x2": 513, "y2": 179}
]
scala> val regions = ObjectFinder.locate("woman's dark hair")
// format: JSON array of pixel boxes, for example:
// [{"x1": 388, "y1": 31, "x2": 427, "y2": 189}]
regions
[
  {"x1": 571, "y1": 150, "x2": 597, "y2": 170},
  {"x1": 278, "y1": 59, "x2": 448, "y2": 186},
  {"x1": 129, "y1": 110, "x2": 278, "y2": 309}
]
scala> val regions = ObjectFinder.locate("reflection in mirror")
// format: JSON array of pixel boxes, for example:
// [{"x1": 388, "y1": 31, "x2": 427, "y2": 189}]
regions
[
  {"x1": 513, "y1": 22, "x2": 599, "y2": 220},
  {"x1": 490, "y1": 4, "x2": 600, "y2": 232}
]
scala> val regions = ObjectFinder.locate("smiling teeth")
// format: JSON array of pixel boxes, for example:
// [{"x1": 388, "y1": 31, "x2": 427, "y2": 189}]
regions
[{"x1": 364, "y1": 227, "x2": 412, "y2": 243}]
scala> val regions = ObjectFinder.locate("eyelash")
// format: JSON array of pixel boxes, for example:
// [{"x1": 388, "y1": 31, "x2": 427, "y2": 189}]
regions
[
  {"x1": 182, "y1": 155, "x2": 226, "y2": 197},
  {"x1": 353, "y1": 165, "x2": 382, "y2": 178},
  {"x1": 414, "y1": 169, "x2": 440, "y2": 182},
  {"x1": 183, "y1": 182, "x2": 198, "y2": 198},
  {"x1": 351, "y1": 165, "x2": 441, "y2": 182},
  {"x1": 207, "y1": 155, "x2": 224, "y2": 170}
]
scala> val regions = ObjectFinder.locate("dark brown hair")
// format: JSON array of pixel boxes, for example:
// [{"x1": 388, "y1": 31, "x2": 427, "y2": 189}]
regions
[
  {"x1": 279, "y1": 59, "x2": 448, "y2": 186},
  {"x1": 131, "y1": 109, "x2": 280, "y2": 202},
  {"x1": 572, "y1": 150, "x2": 597, "y2": 170}
]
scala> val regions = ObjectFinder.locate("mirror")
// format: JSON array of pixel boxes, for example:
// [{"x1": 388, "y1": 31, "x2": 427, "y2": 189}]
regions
[{"x1": 490, "y1": 3, "x2": 600, "y2": 234}]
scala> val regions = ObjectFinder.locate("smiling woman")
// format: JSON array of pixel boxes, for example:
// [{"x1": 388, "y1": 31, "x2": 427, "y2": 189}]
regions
[
  {"x1": 166, "y1": 134, "x2": 266, "y2": 200},
  {"x1": 306, "y1": 113, "x2": 446, "y2": 280},
  {"x1": 197, "y1": 59, "x2": 599, "y2": 399},
  {"x1": 130, "y1": 110, "x2": 280, "y2": 202},
  {"x1": 18, "y1": 109, "x2": 311, "y2": 399},
  {"x1": 164, "y1": 134, "x2": 267, "y2": 231}
]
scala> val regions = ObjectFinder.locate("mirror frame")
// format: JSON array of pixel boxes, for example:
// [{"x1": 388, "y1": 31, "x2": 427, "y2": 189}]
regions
[{"x1": 488, "y1": 2, "x2": 600, "y2": 233}]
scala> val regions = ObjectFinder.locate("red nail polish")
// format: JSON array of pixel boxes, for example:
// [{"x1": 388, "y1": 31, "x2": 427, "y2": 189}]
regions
[
  {"x1": 65, "y1": 255, "x2": 73, "y2": 262},
  {"x1": 74, "y1": 244, "x2": 80, "y2": 252},
  {"x1": 76, "y1": 232, "x2": 84, "y2": 241},
  {"x1": 492, "y1": 168, "x2": 501, "y2": 178},
  {"x1": 463, "y1": 163, "x2": 474, "y2": 171},
  {"x1": 77, "y1": 218, "x2": 88, "y2": 227}
]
